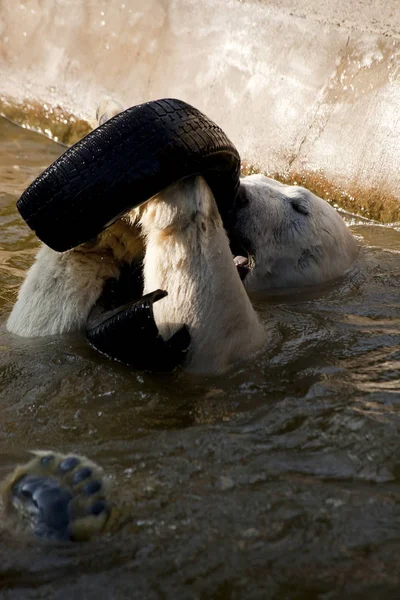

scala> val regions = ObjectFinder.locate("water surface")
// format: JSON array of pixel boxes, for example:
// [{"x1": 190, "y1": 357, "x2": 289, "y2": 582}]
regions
[{"x1": 0, "y1": 117, "x2": 399, "y2": 599}]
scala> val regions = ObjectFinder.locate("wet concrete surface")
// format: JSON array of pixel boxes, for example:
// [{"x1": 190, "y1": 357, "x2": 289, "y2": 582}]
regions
[
  {"x1": 0, "y1": 0, "x2": 399, "y2": 221},
  {"x1": 1, "y1": 119, "x2": 400, "y2": 598}
]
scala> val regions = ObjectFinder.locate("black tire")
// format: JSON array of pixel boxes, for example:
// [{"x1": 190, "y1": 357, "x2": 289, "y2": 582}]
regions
[
  {"x1": 86, "y1": 289, "x2": 191, "y2": 372},
  {"x1": 17, "y1": 98, "x2": 241, "y2": 252}
]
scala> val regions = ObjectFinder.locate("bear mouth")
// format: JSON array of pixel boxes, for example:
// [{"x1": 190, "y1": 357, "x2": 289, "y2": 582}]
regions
[
  {"x1": 233, "y1": 254, "x2": 253, "y2": 281},
  {"x1": 229, "y1": 231, "x2": 255, "y2": 282}
]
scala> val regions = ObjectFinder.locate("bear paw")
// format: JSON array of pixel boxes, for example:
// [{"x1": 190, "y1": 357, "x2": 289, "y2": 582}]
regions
[{"x1": 1, "y1": 451, "x2": 111, "y2": 541}]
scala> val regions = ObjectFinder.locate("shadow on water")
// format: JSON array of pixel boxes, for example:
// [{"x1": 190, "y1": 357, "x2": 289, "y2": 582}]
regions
[{"x1": 0, "y1": 118, "x2": 400, "y2": 599}]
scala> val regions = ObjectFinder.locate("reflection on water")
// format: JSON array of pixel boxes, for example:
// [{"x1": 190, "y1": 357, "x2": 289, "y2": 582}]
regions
[{"x1": 0, "y1": 117, "x2": 399, "y2": 598}]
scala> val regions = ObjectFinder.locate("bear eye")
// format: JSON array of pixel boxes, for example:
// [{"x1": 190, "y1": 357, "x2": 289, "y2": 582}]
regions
[{"x1": 290, "y1": 198, "x2": 309, "y2": 215}]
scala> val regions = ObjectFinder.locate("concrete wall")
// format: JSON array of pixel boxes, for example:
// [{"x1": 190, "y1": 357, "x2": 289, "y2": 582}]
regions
[{"x1": 0, "y1": 0, "x2": 399, "y2": 221}]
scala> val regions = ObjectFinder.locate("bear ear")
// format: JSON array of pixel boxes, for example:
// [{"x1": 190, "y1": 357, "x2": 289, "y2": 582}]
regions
[
  {"x1": 95, "y1": 97, "x2": 124, "y2": 126},
  {"x1": 289, "y1": 196, "x2": 309, "y2": 216}
]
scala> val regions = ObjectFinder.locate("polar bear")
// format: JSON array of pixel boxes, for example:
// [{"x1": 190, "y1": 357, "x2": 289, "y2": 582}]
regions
[
  {"x1": 7, "y1": 172, "x2": 265, "y2": 373},
  {"x1": 229, "y1": 174, "x2": 359, "y2": 291},
  {"x1": 6, "y1": 99, "x2": 358, "y2": 374}
]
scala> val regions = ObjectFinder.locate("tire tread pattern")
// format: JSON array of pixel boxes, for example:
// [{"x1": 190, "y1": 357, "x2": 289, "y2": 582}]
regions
[{"x1": 17, "y1": 99, "x2": 241, "y2": 251}]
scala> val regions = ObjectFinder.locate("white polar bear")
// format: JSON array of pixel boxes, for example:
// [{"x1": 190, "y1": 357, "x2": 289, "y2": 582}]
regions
[
  {"x1": 7, "y1": 174, "x2": 265, "y2": 373},
  {"x1": 6, "y1": 101, "x2": 358, "y2": 373},
  {"x1": 230, "y1": 174, "x2": 359, "y2": 291}
]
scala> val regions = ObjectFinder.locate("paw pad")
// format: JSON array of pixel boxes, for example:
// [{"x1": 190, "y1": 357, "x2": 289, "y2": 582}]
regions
[
  {"x1": 1, "y1": 451, "x2": 111, "y2": 541},
  {"x1": 59, "y1": 456, "x2": 80, "y2": 472},
  {"x1": 72, "y1": 467, "x2": 92, "y2": 483},
  {"x1": 83, "y1": 480, "x2": 102, "y2": 495}
]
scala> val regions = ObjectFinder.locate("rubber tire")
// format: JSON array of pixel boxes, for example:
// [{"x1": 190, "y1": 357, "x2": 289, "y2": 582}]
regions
[
  {"x1": 86, "y1": 290, "x2": 191, "y2": 372},
  {"x1": 17, "y1": 98, "x2": 241, "y2": 252}
]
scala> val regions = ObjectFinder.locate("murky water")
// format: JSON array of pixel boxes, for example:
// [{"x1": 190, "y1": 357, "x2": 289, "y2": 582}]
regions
[{"x1": 0, "y1": 117, "x2": 399, "y2": 599}]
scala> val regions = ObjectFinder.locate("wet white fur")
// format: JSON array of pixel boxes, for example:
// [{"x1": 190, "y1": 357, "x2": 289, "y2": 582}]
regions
[
  {"x1": 6, "y1": 243, "x2": 119, "y2": 337},
  {"x1": 139, "y1": 177, "x2": 265, "y2": 372}
]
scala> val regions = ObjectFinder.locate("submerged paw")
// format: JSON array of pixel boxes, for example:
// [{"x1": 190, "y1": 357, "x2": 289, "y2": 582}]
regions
[{"x1": 1, "y1": 451, "x2": 111, "y2": 541}]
